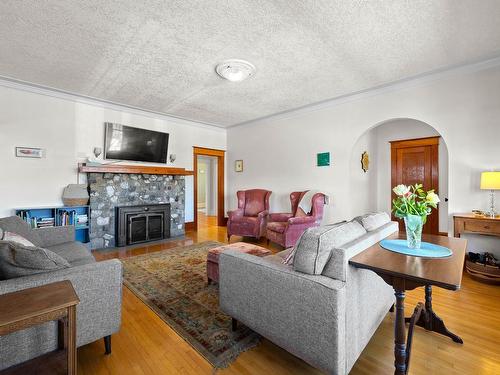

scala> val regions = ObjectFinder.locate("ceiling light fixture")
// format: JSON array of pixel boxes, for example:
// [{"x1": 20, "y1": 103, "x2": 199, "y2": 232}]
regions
[{"x1": 215, "y1": 59, "x2": 256, "y2": 82}]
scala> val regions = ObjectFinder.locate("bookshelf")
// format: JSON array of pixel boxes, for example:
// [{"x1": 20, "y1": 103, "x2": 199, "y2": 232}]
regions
[{"x1": 15, "y1": 205, "x2": 90, "y2": 244}]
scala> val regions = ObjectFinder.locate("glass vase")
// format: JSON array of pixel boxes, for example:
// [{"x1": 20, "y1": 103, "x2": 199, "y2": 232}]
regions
[{"x1": 404, "y1": 214, "x2": 424, "y2": 249}]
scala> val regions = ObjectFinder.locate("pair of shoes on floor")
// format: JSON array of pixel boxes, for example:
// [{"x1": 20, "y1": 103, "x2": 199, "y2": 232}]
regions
[{"x1": 468, "y1": 252, "x2": 500, "y2": 267}]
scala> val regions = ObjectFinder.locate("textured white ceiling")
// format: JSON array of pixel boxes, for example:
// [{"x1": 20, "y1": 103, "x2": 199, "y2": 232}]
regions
[{"x1": 1, "y1": 1, "x2": 500, "y2": 127}]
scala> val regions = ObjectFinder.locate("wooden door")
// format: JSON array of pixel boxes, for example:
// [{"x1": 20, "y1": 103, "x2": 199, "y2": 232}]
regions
[{"x1": 391, "y1": 137, "x2": 439, "y2": 235}]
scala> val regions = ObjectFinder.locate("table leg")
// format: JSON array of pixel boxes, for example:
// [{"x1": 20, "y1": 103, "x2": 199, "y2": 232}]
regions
[
  {"x1": 58, "y1": 319, "x2": 67, "y2": 350},
  {"x1": 394, "y1": 283, "x2": 407, "y2": 375},
  {"x1": 405, "y1": 303, "x2": 425, "y2": 374},
  {"x1": 67, "y1": 306, "x2": 77, "y2": 375},
  {"x1": 405, "y1": 285, "x2": 463, "y2": 344}
]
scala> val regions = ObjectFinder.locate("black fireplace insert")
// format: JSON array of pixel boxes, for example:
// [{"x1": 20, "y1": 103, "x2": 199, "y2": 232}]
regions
[{"x1": 115, "y1": 204, "x2": 170, "y2": 246}]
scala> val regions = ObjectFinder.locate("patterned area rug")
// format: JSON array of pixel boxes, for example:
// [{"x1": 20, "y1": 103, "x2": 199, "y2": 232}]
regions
[{"x1": 121, "y1": 241, "x2": 261, "y2": 368}]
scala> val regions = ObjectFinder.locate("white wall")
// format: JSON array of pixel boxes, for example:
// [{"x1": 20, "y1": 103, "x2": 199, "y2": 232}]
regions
[
  {"x1": 227, "y1": 62, "x2": 500, "y2": 252},
  {"x1": 0, "y1": 85, "x2": 226, "y2": 221},
  {"x1": 348, "y1": 127, "x2": 378, "y2": 217}
]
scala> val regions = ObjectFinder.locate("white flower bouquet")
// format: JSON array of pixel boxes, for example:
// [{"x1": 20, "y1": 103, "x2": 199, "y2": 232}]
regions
[{"x1": 392, "y1": 183, "x2": 440, "y2": 249}]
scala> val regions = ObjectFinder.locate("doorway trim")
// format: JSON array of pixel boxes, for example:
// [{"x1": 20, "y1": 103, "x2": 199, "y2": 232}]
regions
[
  {"x1": 193, "y1": 146, "x2": 226, "y2": 229},
  {"x1": 390, "y1": 136, "x2": 440, "y2": 234}
]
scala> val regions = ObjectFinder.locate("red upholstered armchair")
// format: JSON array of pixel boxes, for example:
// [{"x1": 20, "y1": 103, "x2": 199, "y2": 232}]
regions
[
  {"x1": 266, "y1": 191, "x2": 326, "y2": 248},
  {"x1": 227, "y1": 189, "x2": 272, "y2": 241}
]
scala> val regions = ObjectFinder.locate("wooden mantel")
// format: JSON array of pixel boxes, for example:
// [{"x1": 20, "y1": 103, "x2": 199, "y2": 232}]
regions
[{"x1": 78, "y1": 163, "x2": 194, "y2": 176}]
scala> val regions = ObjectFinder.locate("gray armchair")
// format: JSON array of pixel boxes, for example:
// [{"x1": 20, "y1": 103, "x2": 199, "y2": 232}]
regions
[{"x1": 0, "y1": 216, "x2": 122, "y2": 370}]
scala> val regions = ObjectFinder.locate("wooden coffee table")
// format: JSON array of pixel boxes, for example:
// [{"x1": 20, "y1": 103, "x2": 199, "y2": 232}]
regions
[
  {"x1": 0, "y1": 281, "x2": 80, "y2": 375},
  {"x1": 349, "y1": 233, "x2": 466, "y2": 375}
]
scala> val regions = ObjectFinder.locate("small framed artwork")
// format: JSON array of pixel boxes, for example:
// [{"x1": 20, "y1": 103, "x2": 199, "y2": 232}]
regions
[
  {"x1": 316, "y1": 152, "x2": 330, "y2": 167},
  {"x1": 15, "y1": 147, "x2": 44, "y2": 158},
  {"x1": 235, "y1": 160, "x2": 243, "y2": 172}
]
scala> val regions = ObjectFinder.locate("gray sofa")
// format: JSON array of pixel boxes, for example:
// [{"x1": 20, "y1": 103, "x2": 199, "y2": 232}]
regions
[
  {"x1": 0, "y1": 216, "x2": 122, "y2": 370},
  {"x1": 219, "y1": 214, "x2": 398, "y2": 375}
]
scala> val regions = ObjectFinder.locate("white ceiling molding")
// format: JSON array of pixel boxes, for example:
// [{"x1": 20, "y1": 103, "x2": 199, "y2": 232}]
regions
[
  {"x1": 0, "y1": 75, "x2": 226, "y2": 131},
  {"x1": 230, "y1": 54, "x2": 500, "y2": 128}
]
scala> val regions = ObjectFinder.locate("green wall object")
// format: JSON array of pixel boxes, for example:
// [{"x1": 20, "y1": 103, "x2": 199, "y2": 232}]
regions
[{"x1": 317, "y1": 152, "x2": 330, "y2": 167}]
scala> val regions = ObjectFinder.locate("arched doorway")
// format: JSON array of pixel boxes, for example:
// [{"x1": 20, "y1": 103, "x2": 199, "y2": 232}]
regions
[{"x1": 349, "y1": 118, "x2": 449, "y2": 234}]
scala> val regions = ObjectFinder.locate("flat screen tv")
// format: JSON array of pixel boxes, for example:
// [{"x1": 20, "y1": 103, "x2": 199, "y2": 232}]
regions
[{"x1": 104, "y1": 122, "x2": 169, "y2": 163}]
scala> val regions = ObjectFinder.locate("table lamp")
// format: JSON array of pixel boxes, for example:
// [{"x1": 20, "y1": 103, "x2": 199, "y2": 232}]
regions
[{"x1": 480, "y1": 171, "x2": 500, "y2": 217}]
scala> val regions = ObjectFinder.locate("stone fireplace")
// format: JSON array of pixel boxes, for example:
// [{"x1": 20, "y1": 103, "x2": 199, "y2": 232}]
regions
[{"x1": 87, "y1": 172, "x2": 185, "y2": 249}]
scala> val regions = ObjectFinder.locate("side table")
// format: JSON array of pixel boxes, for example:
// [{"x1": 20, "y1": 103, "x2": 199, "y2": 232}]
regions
[
  {"x1": 0, "y1": 280, "x2": 80, "y2": 375},
  {"x1": 453, "y1": 213, "x2": 500, "y2": 238},
  {"x1": 349, "y1": 233, "x2": 466, "y2": 375}
]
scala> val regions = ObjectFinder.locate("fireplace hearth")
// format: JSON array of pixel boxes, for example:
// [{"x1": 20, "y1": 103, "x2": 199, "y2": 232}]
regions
[{"x1": 116, "y1": 204, "x2": 170, "y2": 247}]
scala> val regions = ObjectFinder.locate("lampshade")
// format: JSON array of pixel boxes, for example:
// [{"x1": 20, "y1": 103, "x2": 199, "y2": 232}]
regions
[{"x1": 480, "y1": 171, "x2": 500, "y2": 190}]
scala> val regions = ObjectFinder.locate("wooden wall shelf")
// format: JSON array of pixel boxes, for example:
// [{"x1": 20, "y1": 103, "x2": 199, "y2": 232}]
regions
[{"x1": 78, "y1": 163, "x2": 194, "y2": 176}]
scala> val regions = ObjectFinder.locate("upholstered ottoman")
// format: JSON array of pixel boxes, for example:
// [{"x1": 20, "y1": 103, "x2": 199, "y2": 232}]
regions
[{"x1": 207, "y1": 242, "x2": 271, "y2": 284}]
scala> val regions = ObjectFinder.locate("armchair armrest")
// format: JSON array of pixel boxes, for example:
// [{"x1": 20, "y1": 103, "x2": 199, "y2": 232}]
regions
[
  {"x1": 227, "y1": 208, "x2": 244, "y2": 220},
  {"x1": 269, "y1": 213, "x2": 293, "y2": 222},
  {"x1": 33, "y1": 226, "x2": 75, "y2": 247},
  {"x1": 257, "y1": 210, "x2": 269, "y2": 219},
  {"x1": 288, "y1": 216, "x2": 316, "y2": 225}
]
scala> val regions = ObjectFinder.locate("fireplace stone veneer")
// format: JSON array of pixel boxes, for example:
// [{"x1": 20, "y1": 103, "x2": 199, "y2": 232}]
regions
[{"x1": 88, "y1": 172, "x2": 185, "y2": 249}]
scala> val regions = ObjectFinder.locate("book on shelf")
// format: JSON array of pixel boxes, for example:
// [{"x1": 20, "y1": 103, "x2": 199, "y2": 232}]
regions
[
  {"x1": 17, "y1": 211, "x2": 36, "y2": 229},
  {"x1": 16, "y1": 211, "x2": 56, "y2": 229},
  {"x1": 76, "y1": 214, "x2": 88, "y2": 225},
  {"x1": 58, "y1": 210, "x2": 78, "y2": 226},
  {"x1": 17, "y1": 210, "x2": 30, "y2": 226},
  {"x1": 36, "y1": 217, "x2": 55, "y2": 228}
]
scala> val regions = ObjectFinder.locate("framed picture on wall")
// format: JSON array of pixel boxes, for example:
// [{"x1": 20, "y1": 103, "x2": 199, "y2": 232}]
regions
[
  {"x1": 235, "y1": 160, "x2": 243, "y2": 172},
  {"x1": 15, "y1": 147, "x2": 44, "y2": 158},
  {"x1": 316, "y1": 152, "x2": 330, "y2": 167}
]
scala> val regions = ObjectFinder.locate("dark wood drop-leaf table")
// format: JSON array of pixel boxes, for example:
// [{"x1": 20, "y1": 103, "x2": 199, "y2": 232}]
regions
[{"x1": 349, "y1": 233, "x2": 466, "y2": 375}]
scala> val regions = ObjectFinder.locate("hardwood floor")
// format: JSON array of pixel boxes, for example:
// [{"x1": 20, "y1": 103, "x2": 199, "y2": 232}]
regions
[{"x1": 79, "y1": 213, "x2": 500, "y2": 374}]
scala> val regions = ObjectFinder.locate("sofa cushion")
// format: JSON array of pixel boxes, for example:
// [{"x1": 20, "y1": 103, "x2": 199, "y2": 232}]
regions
[
  {"x1": 2, "y1": 231, "x2": 36, "y2": 247},
  {"x1": 267, "y1": 222, "x2": 287, "y2": 234},
  {"x1": 0, "y1": 240, "x2": 70, "y2": 280},
  {"x1": 287, "y1": 221, "x2": 346, "y2": 268},
  {"x1": 45, "y1": 242, "x2": 95, "y2": 265},
  {"x1": 322, "y1": 221, "x2": 399, "y2": 281},
  {"x1": 0, "y1": 216, "x2": 41, "y2": 246},
  {"x1": 293, "y1": 221, "x2": 367, "y2": 275},
  {"x1": 354, "y1": 212, "x2": 391, "y2": 232}
]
